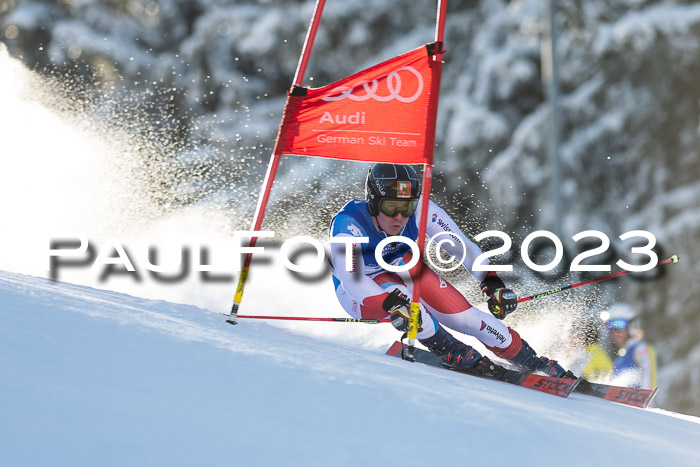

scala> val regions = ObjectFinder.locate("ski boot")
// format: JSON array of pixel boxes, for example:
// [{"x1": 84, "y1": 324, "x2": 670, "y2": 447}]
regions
[
  {"x1": 419, "y1": 326, "x2": 505, "y2": 379},
  {"x1": 510, "y1": 339, "x2": 574, "y2": 378}
]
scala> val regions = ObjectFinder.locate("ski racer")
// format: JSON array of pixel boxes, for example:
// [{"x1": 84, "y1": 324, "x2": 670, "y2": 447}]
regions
[
  {"x1": 328, "y1": 163, "x2": 575, "y2": 378},
  {"x1": 603, "y1": 303, "x2": 657, "y2": 389}
]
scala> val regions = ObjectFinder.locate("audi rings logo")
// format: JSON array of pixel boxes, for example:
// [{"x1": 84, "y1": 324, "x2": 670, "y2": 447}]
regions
[{"x1": 322, "y1": 66, "x2": 424, "y2": 103}]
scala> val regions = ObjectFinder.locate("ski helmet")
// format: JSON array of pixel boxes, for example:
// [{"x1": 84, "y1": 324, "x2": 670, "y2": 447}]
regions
[
  {"x1": 365, "y1": 163, "x2": 420, "y2": 217},
  {"x1": 603, "y1": 303, "x2": 641, "y2": 336}
]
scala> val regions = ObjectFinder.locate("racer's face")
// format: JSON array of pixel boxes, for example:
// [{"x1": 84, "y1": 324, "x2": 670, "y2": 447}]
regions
[{"x1": 376, "y1": 210, "x2": 409, "y2": 235}]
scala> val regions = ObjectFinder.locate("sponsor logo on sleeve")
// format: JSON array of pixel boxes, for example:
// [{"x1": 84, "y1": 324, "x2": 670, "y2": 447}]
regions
[
  {"x1": 435, "y1": 218, "x2": 453, "y2": 233},
  {"x1": 347, "y1": 224, "x2": 363, "y2": 237}
]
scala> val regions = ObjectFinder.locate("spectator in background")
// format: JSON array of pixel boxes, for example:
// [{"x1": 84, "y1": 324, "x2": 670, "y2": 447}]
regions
[{"x1": 602, "y1": 303, "x2": 658, "y2": 389}]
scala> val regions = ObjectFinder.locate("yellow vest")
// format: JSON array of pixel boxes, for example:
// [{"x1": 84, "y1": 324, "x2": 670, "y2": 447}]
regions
[{"x1": 583, "y1": 342, "x2": 613, "y2": 381}]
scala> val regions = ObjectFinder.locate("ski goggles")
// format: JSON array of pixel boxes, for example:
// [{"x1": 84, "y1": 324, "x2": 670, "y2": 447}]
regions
[
  {"x1": 379, "y1": 198, "x2": 419, "y2": 217},
  {"x1": 605, "y1": 318, "x2": 629, "y2": 331}
]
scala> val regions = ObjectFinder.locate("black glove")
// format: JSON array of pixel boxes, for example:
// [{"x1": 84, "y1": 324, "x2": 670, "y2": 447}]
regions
[
  {"x1": 480, "y1": 275, "x2": 517, "y2": 320},
  {"x1": 382, "y1": 288, "x2": 421, "y2": 332}
]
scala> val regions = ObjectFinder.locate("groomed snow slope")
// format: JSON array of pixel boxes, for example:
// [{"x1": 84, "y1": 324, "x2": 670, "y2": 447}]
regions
[{"x1": 1, "y1": 269, "x2": 699, "y2": 467}]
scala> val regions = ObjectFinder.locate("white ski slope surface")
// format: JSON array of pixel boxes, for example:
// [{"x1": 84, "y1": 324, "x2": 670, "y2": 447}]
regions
[{"x1": 2, "y1": 269, "x2": 699, "y2": 467}]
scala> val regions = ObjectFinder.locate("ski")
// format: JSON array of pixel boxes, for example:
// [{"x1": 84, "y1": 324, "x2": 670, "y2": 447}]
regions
[
  {"x1": 386, "y1": 341, "x2": 659, "y2": 408},
  {"x1": 386, "y1": 341, "x2": 581, "y2": 398},
  {"x1": 574, "y1": 379, "x2": 659, "y2": 408}
]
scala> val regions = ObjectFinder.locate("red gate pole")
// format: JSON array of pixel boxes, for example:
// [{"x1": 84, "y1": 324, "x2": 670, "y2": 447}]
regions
[
  {"x1": 405, "y1": 0, "x2": 448, "y2": 359},
  {"x1": 228, "y1": 0, "x2": 327, "y2": 324}
]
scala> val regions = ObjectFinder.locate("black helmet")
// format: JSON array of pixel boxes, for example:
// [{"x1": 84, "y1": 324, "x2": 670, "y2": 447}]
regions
[{"x1": 365, "y1": 163, "x2": 420, "y2": 217}]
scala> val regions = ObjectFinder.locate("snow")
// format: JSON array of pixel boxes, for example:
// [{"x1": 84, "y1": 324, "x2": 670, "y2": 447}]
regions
[
  {"x1": 2, "y1": 268, "x2": 700, "y2": 467},
  {"x1": 2, "y1": 18, "x2": 700, "y2": 462},
  {"x1": 2, "y1": 0, "x2": 700, "y2": 422}
]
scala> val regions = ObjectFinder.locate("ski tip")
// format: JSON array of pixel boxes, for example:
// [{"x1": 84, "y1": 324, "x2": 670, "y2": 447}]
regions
[
  {"x1": 646, "y1": 386, "x2": 661, "y2": 408},
  {"x1": 596, "y1": 384, "x2": 659, "y2": 408},
  {"x1": 573, "y1": 376, "x2": 584, "y2": 393},
  {"x1": 671, "y1": 254, "x2": 679, "y2": 263}
]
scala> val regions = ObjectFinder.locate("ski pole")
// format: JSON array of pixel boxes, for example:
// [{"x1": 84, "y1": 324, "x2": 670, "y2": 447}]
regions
[
  {"x1": 232, "y1": 315, "x2": 390, "y2": 323},
  {"x1": 230, "y1": 255, "x2": 678, "y2": 324},
  {"x1": 517, "y1": 254, "x2": 679, "y2": 304}
]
